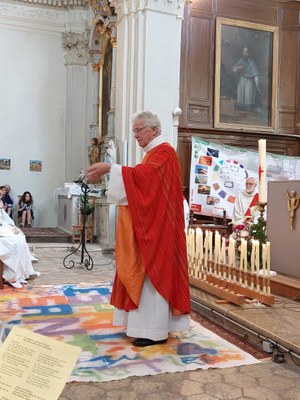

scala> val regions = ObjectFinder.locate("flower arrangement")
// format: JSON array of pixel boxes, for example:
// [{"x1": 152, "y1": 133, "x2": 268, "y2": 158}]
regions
[{"x1": 231, "y1": 211, "x2": 267, "y2": 269}]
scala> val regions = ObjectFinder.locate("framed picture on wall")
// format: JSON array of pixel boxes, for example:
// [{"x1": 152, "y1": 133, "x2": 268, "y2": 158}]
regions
[
  {"x1": 214, "y1": 18, "x2": 278, "y2": 131},
  {"x1": 29, "y1": 160, "x2": 42, "y2": 172},
  {"x1": 0, "y1": 158, "x2": 11, "y2": 170}
]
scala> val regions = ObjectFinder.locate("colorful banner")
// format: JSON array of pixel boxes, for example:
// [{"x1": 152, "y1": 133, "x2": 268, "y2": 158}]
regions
[{"x1": 189, "y1": 137, "x2": 300, "y2": 219}]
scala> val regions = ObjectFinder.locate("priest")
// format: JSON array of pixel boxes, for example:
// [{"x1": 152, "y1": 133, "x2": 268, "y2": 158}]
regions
[
  {"x1": 232, "y1": 177, "x2": 259, "y2": 226},
  {"x1": 86, "y1": 111, "x2": 190, "y2": 347}
]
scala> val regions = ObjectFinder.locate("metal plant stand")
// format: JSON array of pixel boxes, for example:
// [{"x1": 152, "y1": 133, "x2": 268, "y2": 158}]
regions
[{"x1": 63, "y1": 179, "x2": 94, "y2": 271}]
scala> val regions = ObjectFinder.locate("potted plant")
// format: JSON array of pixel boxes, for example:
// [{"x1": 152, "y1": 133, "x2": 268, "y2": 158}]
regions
[{"x1": 79, "y1": 195, "x2": 94, "y2": 223}]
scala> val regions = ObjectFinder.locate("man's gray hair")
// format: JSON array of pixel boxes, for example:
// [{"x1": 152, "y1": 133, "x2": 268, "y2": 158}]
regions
[{"x1": 132, "y1": 111, "x2": 161, "y2": 134}]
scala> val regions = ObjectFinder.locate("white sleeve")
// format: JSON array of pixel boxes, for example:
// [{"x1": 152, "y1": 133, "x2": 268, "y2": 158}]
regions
[
  {"x1": 232, "y1": 195, "x2": 245, "y2": 226},
  {"x1": 106, "y1": 164, "x2": 128, "y2": 205},
  {"x1": 0, "y1": 209, "x2": 15, "y2": 226}
]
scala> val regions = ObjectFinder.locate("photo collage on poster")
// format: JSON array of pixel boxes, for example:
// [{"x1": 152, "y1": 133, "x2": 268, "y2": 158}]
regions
[{"x1": 189, "y1": 137, "x2": 300, "y2": 220}]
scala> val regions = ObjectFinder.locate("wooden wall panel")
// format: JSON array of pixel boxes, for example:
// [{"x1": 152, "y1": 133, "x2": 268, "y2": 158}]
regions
[
  {"x1": 189, "y1": 17, "x2": 211, "y2": 101},
  {"x1": 191, "y1": 0, "x2": 212, "y2": 13},
  {"x1": 278, "y1": 30, "x2": 298, "y2": 110},
  {"x1": 215, "y1": 0, "x2": 278, "y2": 25},
  {"x1": 278, "y1": 110, "x2": 297, "y2": 130},
  {"x1": 281, "y1": 7, "x2": 300, "y2": 29}
]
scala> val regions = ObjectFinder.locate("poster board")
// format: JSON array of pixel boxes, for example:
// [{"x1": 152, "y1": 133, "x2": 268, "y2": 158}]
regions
[{"x1": 189, "y1": 137, "x2": 300, "y2": 220}]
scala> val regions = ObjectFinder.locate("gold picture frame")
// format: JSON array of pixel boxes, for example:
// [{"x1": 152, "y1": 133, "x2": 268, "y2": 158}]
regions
[{"x1": 214, "y1": 18, "x2": 278, "y2": 132}]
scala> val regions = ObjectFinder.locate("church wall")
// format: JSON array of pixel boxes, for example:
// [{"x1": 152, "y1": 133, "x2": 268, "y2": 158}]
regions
[
  {"x1": 0, "y1": 1, "x2": 91, "y2": 227},
  {"x1": 178, "y1": 0, "x2": 300, "y2": 198}
]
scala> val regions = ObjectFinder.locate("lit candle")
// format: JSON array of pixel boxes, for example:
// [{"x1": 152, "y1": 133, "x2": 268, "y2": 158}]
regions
[
  {"x1": 196, "y1": 227, "x2": 203, "y2": 269},
  {"x1": 250, "y1": 239, "x2": 255, "y2": 275},
  {"x1": 262, "y1": 243, "x2": 267, "y2": 293},
  {"x1": 229, "y1": 237, "x2": 236, "y2": 281},
  {"x1": 190, "y1": 228, "x2": 195, "y2": 266},
  {"x1": 208, "y1": 231, "x2": 213, "y2": 274},
  {"x1": 204, "y1": 231, "x2": 208, "y2": 271},
  {"x1": 255, "y1": 240, "x2": 260, "y2": 291},
  {"x1": 266, "y1": 241, "x2": 271, "y2": 277},
  {"x1": 258, "y1": 139, "x2": 267, "y2": 203},
  {"x1": 209, "y1": 231, "x2": 213, "y2": 261},
  {"x1": 221, "y1": 237, "x2": 226, "y2": 279},
  {"x1": 214, "y1": 231, "x2": 221, "y2": 275},
  {"x1": 239, "y1": 239, "x2": 247, "y2": 285}
]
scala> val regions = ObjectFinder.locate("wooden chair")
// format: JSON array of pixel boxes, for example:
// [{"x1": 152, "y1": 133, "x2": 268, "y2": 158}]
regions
[
  {"x1": 72, "y1": 197, "x2": 95, "y2": 244},
  {"x1": 72, "y1": 225, "x2": 94, "y2": 244},
  {"x1": 189, "y1": 210, "x2": 231, "y2": 237}
]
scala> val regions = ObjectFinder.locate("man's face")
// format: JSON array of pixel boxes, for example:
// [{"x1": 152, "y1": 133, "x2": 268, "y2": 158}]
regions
[
  {"x1": 4, "y1": 185, "x2": 10, "y2": 194},
  {"x1": 242, "y1": 48, "x2": 249, "y2": 60},
  {"x1": 132, "y1": 120, "x2": 158, "y2": 148},
  {"x1": 245, "y1": 179, "x2": 256, "y2": 194}
]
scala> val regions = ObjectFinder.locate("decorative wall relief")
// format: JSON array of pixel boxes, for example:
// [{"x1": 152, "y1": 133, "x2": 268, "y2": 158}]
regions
[{"x1": 61, "y1": 31, "x2": 89, "y2": 66}]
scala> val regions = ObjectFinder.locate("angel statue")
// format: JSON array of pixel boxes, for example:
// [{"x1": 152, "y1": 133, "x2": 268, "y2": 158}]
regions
[
  {"x1": 88, "y1": 137, "x2": 100, "y2": 166},
  {"x1": 286, "y1": 189, "x2": 300, "y2": 230},
  {"x1": 104, "y1": 139, "x2": 116, "y2": 185}
]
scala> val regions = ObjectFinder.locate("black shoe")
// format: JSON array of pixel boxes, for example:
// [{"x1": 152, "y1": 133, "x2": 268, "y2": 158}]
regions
[{"x1": 133, "y1": 338, "x2": 168, "y2": 347}]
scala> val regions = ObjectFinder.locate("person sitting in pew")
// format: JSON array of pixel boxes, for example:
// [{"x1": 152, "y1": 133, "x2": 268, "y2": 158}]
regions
[
  {"x1": 18, "y1": 191, "x2": 34, "y2": 228},
  {"x1": 0, "y1": 187, "x2": 40, "y2": 289}
]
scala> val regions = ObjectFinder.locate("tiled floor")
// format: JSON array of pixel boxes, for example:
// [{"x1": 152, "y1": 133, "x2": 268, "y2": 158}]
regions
[{"x1": 8, "y1": 243, "x2": 300, "y2": 399}]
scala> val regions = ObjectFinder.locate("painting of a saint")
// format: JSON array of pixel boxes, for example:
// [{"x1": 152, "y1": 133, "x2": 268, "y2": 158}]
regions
[{"x1": 215, "y1": 18, "x2": 278, "y2": 131}]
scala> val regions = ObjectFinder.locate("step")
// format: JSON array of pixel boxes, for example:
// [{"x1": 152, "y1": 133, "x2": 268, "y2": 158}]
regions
[
  {"x1": 21, "y1": 227, "x2": 72, "y2": 243},
  {"x1": 270, "y1": 273, "x2": 300, "y2": 300}
]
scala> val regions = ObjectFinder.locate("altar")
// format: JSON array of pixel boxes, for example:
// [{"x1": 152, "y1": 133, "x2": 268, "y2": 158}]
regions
[
  {"x1": 56, "y1": 184, "x2": 117, "y2": 249},
  {"x1": 267, "y1": 180, "x2": 300, "y2": 278}
]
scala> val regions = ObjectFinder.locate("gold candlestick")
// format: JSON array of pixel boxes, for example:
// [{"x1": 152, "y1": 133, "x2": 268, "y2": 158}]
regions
[{"x1": 256, "y1": 201, "x2": 267, "y2": 223}]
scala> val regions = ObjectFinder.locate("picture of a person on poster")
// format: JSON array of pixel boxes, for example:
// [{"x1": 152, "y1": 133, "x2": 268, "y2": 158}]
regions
[{"x1": 232, "y1": 177, "x2": 259, "y2": 226}]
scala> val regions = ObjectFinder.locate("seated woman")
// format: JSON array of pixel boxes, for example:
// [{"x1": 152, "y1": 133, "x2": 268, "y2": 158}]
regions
[
  {"x1": 0, "y1": 187, "x2": 40, "y2": 289},
  {"x1": 18, "y1": 191, "x2": 34, "y2": 228}
]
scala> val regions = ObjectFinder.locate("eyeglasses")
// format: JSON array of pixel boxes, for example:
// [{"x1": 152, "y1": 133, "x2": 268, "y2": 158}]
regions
[{"x1": 132, "y1": 126, "x2": 150, "y2": 134}]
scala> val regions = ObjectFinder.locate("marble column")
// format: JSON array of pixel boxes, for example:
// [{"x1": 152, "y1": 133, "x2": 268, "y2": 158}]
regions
[
  {"x1": 62, "y1": 31, "x2": 90, "y2": 181},
  {"x1": 90, "y1": 61, "x2": 101, "y2": 140},
  {"x1": 110, "y1": 0, "x2": 184, "y2": 165},
  {"x1": 107, "y1": 28, "x2": 117, "y2": 139}
]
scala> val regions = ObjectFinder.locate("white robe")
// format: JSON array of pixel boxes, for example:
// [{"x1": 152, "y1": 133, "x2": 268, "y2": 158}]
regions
[
  {"x1": 0, "y1": 208, "x2": 35, "y2": 283},
  {"x1": 107, "y1": 136, "x2": 190, "y2": 340},
  {"x1": 232, "y1": 190, "x2": 259, "y2": 226}
]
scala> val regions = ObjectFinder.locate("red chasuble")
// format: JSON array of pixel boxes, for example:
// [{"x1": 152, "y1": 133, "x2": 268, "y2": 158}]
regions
[
  {"x1": 110, "y1": 142, "x2": 191, "y2": 315},
  {"x1": 244, "y1": 192, "x2": 259, "y2": 218}
]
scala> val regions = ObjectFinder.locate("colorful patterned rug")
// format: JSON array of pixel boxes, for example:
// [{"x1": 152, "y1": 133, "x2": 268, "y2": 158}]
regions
[{"x1": 0, "y1": 284, "x2": 260, "y2": 382}]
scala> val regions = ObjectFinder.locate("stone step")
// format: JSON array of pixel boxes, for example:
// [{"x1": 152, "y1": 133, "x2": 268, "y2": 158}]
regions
[{"x1": 21, "y1": 227, "x2": 72, "y2": 243}]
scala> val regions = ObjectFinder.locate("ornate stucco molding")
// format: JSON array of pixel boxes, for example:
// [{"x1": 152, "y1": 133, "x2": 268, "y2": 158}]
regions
[
  {"x1": 9, "y1": 0, "x2": 87, "y2": 8},
  {"x1": 62, "y1": 31, "x2": 89, "y2": 65},
  {"x1": 0, "y1": 2, "x2": 91, "y2": 28},
  {"x1": 0, "y1": 2, "x2": 64, "y2": 22},
  {"x1": 109, "y1": 0, "x2": 184, "y2": 19}
]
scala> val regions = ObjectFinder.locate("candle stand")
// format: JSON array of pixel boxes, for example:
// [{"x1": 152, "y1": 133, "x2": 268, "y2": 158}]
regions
[
  {"x1": 186, "y1": 228, "x2": 274, "y2": 306},
  {"x1": 63, "y1": 178, "x2": 94, "y2": 271},
  {"x1": 256, "y1": 202, "x2": 267, "y2": 224}
]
